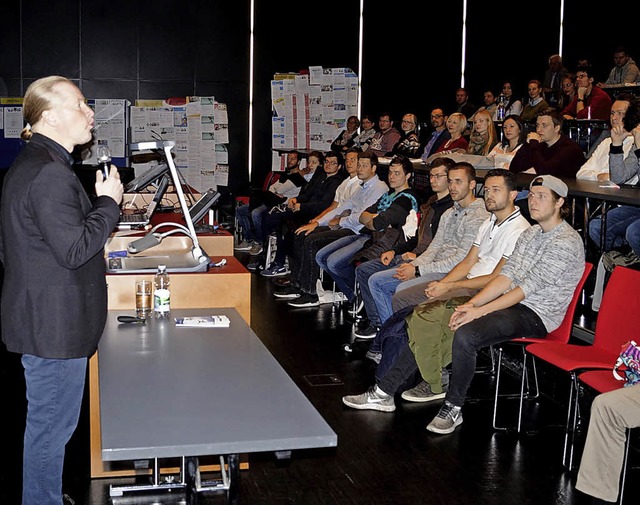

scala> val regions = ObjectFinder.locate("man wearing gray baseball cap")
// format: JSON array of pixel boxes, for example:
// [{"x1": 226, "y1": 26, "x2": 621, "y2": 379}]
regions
[{"x1": 427, "y1": 173, "x2": 585, "y2": 435}]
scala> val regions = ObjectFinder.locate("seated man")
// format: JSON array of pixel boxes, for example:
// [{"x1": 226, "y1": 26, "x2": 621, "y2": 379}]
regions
[
  {"x1": 353, "y1": 157, "x2": 454, "y2": 338},
  {"x1": 261, "y1": 151, "x2": 345, "y2": 277},
  {"x1": 277, "y1": 150, "x2": 388, "y2": 306},
  {"x1": 427, "y1": 175, "x2": 585, "y2": 435},
  {"x1": 342, "y1": 170, "x2": 530, "y2": 410},
  {"x1": 235, "y1": 150, "x2": 304, "y2": 255},
  {"x1": 359, "y1": 162, "x2": 488, "y2": 336},
  {"x1": 575, "y1": 383, "x2": 640, "y2": 505},
  {"x1": 510, "y1": 108, "x2": 585, "y2": 178},
  {"x1": 314, "y1": 155, "x2": 420, "y2": 305}
]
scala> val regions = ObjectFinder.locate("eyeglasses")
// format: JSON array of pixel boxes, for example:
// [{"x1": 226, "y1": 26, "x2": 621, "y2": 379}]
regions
[
  {"x1": 610, "y1": 110, "x2": 626, "y2": 117},
  {"x1": 402, "y1": 120, "x2": 415, "y2": 125},
  {"x1": 325, "y1": 160, "x2": 338, "y2": 166},
  {"x1": 429, "y1": 173, "x2": 448, "y2": 179},
  {"x1": 431, "y1": 114, "x2": 444, "y2": 118}
]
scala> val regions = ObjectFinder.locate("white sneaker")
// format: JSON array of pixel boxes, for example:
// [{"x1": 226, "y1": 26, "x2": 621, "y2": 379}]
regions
[
  {"x1": 426, "y1": 401, "x2": 463, "y2": 434},
  {"x1": 234, "y1": 240, "x2": 252, "y2": 251}
]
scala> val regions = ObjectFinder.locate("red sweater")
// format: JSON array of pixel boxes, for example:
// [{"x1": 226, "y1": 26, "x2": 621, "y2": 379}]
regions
[{"x1": 561, "y1": 86, "x2": 612, "y2": 120}]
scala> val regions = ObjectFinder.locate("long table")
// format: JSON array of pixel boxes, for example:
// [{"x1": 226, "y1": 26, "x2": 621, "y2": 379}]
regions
[{"x1": 98, "y1": 308, "x2": 337, "y2": 502}]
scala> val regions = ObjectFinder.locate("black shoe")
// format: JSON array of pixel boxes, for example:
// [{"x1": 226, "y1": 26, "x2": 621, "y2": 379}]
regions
[
  {"x1": 288, "y1": 293, "x2": 320, "y2": 307},
  {"x1": 353, "y1": 324, "x2": 377, "y2": 339},
  {"x1": 247, "y1": 260, "x2": 261, "y2": 272},
  {"x1": 274, "y1": 285, "x2": 301, "y2": 299}
]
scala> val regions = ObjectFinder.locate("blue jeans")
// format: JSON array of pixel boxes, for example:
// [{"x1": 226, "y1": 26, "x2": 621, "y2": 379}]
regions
[
  {"x1": 356, "y1": 256, "x2": 407, "y2": 327},
  {"x1": 316, "y1": 234, "x2": 369, "y2": 301},
  {"x1": 588, "y1": 205, "x2": 640, "y2": 253},
  {"x1": 22, "y1": 354, "x2": 87, "y2": 505},
  {"x1": 369, "y1": 269, "x2": 442, "y2": 325},
  {"x1": 236, "y1": 203, "x2": 272, "y2": 243},
  {"x1": 445, "y1": 304, "x2": 546, "y2": 408}
]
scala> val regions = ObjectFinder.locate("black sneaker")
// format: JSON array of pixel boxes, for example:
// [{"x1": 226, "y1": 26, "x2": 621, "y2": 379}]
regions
[
  {"x1": 288, "y1": 293, "x2": 319, "y2": 307},
  {"x1": 247, "y1": 260, "x2": 261, "y2": 272},
  {"x1": 353, "y1": 324, "x2": 377, "y2": 339},
  {"x1": 274, "y1": 285, "x2": 301, "y2": 299}
]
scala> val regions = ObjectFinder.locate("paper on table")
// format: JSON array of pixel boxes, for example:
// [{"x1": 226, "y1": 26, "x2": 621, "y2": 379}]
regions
[{"x1": 174, "y1": 315, "x2": 230, "y2": 327}]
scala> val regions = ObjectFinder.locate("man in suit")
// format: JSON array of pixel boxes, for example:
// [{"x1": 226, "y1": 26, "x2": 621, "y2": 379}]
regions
[{"x1": 0, "y1": 76, "x2": 123, "y2": 504}]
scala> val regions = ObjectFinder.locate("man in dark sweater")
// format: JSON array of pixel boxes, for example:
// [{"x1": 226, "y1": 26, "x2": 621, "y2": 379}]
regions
[{"x1": 510, "y1": 108, "x2": 585, "y2": 178}]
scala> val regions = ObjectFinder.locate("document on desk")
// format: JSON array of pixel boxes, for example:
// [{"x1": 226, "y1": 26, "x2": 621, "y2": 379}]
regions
[
  {"x1": 174, "y1": 315, "x2": 230, "y2": 327},
  {"x1": 598, "y1": 180, "x2": 620, "y2": 189}
]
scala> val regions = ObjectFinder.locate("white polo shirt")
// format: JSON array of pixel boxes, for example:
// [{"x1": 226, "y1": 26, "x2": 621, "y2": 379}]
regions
[{"x1": 467, "y1": 208, "x2": 531, "y2": 279}]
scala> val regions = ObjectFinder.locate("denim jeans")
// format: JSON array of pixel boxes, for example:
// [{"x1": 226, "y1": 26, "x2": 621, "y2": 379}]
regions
[
  {"x1": 588, "y1": 205, "x2": 640, "y2": 253},
  {"x1": 356, "y1": 256, "x2": 406, "y2": 327},
  {"x1": 368, "y1": 269, "x2": 443, "y2": 325},
  {"x1": 316, "y1": 234, "x2": 369, "y2": 301},
  {"x1": 22, "y1": 354, "x2": 87, "y2": 505},
  {"x1": 445, "y1": 304, "x2": 546, "y2": 408},
  {"x1": 236, "y1": 203, "x2": 269, "y2": 242}
]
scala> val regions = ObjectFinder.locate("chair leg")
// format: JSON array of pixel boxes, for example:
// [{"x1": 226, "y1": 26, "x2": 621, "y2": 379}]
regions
[
  {"x1": 493, "y1": 346, "x2": 528, "y2": 432},
  {"x1": 562, "y1": 372, "x2": 580, "y2": 470},
  {"x1": 492, "y1": 347, "x2": 505, "y2": 430},
  {"x1": 516, "y1": 350, "x2": 529, "y2": 433}
]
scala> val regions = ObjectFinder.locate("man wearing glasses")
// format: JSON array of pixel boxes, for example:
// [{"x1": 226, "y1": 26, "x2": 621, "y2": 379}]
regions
[
  {"x1": 421, "y1": 108, "x2": 451, "y2": 161},
  {"x1": 368, "y1": 112, "x2": 401, "y2": 158},
  {"x1": 562, "y1": 64, "x2": 612, "y2": 121}
]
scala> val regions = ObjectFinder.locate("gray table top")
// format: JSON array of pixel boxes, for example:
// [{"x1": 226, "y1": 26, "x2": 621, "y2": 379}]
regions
[{"x1": 98, "y1": 308, "x2": 337, "y2": 462}]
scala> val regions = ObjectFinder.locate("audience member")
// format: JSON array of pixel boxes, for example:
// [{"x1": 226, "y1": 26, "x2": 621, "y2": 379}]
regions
[
  {"x1": 575, "y1": 383, "x2": 640, "y2": 505},
  {"x1": 520, "y1": 79, "x2": 550, "y2": 122},
  {"x1": 331, "y1": 115, "x2": 360, "y2": 153},
  {"x1": 420, "y1": 108, "x2": 450, "y2": 161},
  {"x1": 493, "y1": 81, "x2": 523, "y2": 119},
  {"x1": 354, "y1": 114, "x2": 377, "y2": 150},
  {"x1": 562, "y1": 64, "x2": 612, "y2": 121},
  {"x1": 362, "y1": 163, "x2": 488, "y2": 331},
  {"x1": 576, "y1": 93, "x2": 636, "y2": 181},
  {"x1": 470, "y1": 89, "x2": 498, "y2": 120},
  {"x1": 588, "y1": 97, "x2": 640, "y2": 258},
  {"x1": 453, "y1": 87, "x2": 477, "y2": 118},
  {"x1": 261, "y1": 151, "x2": 345, "y2": 277},
  {"x1": 342, "y1": 170, "x2": 530, "y2": 409},
  {"x1": 465, "y1": 109, "x2": 499, "y2": 156},
  {"x1": 353, "y1": 157, "x2": 455, "y2": 337},
  {"x1": 557, "y1": 73, "x2": 576, "y2": 111},
  {"x1": 276, "y1": 150, "x2": 388, "y2": 306},
  {"x1": 235, "y1": 150, "x2": 304, "y2": 254},
  {"x1": 487, "y1": 114, "x2": 526, "y2": 169},
  {"x1": 315, "y1": 155, "x2": 419, "y2": 304},
  {"x1": 601, "y1": 45, "x2": 640, "y2": 85},
  {"x1": 510, "y1": 108, "x2": 585, "y2": 178},
  {"x1": 542, "y1": 54, "x2": 568, "y2": 107},
  {"x1": 392, "y1": 113, "x2": 422, "y2": 157},
  {"x1": 368, "y1": 112, "x2": 402, "y2": 157},
  {"x1": 426, "y1": 175, "x2": 585, "y2": 434},
  {"x1": 428, "y1": 113, "x2": 469, "y2": 160}
]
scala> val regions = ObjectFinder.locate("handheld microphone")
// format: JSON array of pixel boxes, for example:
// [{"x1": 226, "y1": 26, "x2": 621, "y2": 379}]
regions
[{"x1": 97, "y1": 145, "x2": 111, "y2": 180}]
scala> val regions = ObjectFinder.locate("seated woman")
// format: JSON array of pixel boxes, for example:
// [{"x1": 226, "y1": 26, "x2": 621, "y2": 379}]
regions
[
  {"x1": 426, "y1": 113, "x2": 469, "y2": 163},
  {"x1": 557, "y1": 73, "x2": 576, "y2": 112},
  {"x1": 331, "y1": 115, "x2": 360, "y2": 153},
  {"x1": 465, "y1": 109, "x2": 499, "y2": 156},
  {"x1": 487, "y1": 114, "x2": 525, "y2": 169},
  {"x1": 492, "y1": 81, "x2": 523, "y2": 120},
  {"x1": 391, "y1": 113, "x2": 422, "y2": 157}
]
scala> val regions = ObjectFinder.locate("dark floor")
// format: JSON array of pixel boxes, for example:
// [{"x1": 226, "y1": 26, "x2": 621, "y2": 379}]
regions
[{"x1": 0, "y1": 253, "x2": 628, "y2": 505}]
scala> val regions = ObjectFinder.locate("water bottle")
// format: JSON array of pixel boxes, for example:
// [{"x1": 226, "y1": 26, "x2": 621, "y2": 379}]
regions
[
  {"x1": 153, "y1": 264, "x2": 171, "y2": 319},
  {"x1": 496, "y1": 94, "x2": 506, "y2": 121}
]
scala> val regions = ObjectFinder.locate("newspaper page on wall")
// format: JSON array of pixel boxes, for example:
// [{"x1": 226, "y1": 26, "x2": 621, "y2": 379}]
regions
[
  {"x1": 270, "y1": 66, "x2": 358, "y2": 171},
  {"x1": 130, "y1": 96, "x2": 229, "y2": 192}
]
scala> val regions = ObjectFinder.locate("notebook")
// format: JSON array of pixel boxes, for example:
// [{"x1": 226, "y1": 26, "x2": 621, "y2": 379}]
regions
[{"x1": 117, "y1": 174, "x2": 170, "y2": 228}]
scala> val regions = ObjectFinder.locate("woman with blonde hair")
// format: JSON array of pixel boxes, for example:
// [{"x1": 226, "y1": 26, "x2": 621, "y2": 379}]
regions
[
  {"x1": 432, "y1": 112, "x2": 469, "y2": 156},
  {"x1": 466, "y1": 109, "x2": 499, "y2": 156}
]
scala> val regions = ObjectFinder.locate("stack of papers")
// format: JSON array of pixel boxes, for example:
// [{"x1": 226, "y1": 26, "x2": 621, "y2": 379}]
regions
[{"x1": 174, "y1": 315, "x2": 230, "y2": 327}]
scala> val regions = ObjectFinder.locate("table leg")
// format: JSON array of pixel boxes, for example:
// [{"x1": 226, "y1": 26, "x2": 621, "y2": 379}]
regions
[{"x1": 227, "y1": 453, "x2": 240, "y2": 505}]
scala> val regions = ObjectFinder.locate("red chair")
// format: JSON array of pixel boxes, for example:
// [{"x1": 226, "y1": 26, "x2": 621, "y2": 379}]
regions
[
  {"x1": 577, "y1": 370, "x2": 632, "y2": 505},
  {"x1": 492, "y1": 262, "x2": 593, "y2": 432},
  {"x1": 525, "y1": 266, "x2": 640, "y2": 469}
]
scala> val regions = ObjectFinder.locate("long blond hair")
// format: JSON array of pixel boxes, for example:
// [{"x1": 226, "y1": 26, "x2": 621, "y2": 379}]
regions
[
  {"x1": 468, "y1": 109, "x2": 498, "y2": 156},
  {"x1": 21, "y1": 75, "x2": 72, "y2": 141}
]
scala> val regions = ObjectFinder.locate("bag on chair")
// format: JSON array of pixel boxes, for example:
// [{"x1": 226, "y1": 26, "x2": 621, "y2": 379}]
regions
[{"x1": 613, "y1": 340, "x2": 640, "y2": 387}]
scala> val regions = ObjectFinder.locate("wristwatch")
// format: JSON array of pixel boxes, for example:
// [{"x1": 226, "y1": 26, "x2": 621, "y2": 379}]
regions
[{"x1": 415, "y1": 266, "x2": 421, "y2": 277}]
